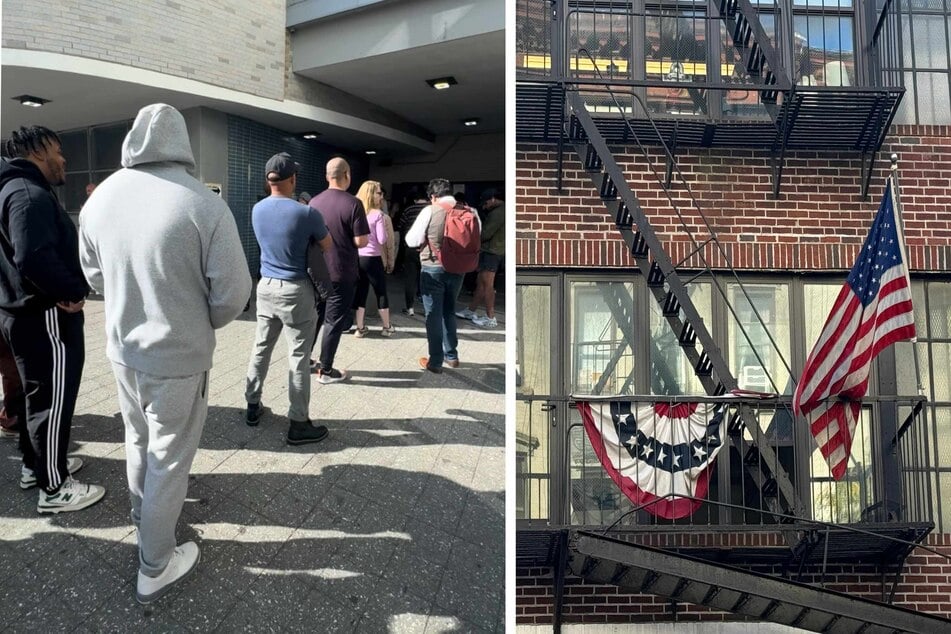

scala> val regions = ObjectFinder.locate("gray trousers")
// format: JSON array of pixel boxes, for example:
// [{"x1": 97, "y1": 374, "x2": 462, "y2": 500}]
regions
[
  {"x1": 245, "y1": 277, "x2": 317, "y2": 422},
  {"x1": 112, "y1": 362, "x2": 208, "y2": 577}
]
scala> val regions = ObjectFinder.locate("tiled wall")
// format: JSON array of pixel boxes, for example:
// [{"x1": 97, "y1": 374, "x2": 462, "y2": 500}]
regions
[{"x1": 227, "y1": 115, "x2": 369, "y2": 276}]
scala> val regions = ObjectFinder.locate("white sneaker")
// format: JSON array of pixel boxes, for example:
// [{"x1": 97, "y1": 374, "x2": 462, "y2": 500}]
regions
[
  {"x1": 455, "y1": 308, "x2": 478, "y2": 320},
  {"x1": 36, "y1": 476, "x2": 106, "y2": 514},
  {"x1": 136, "y1": 541, "x2": 201, "y2": 604},
  {"x1": 472, "y1": 315, "x2": 498, "y2": 328},
  {"x1": 21, "y1": 457, "x2": 84, "y2": 490}
]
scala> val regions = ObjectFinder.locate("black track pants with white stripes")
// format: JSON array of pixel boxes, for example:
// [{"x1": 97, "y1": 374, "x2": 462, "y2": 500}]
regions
[{"x1": 0, "y1": 307, "x2": 84, "y2": 493}]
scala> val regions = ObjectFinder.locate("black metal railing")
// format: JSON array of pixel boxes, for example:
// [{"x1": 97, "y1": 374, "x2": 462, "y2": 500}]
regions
[{"x1": 516, "y1": 394, "x2": 935, "y2": 529}]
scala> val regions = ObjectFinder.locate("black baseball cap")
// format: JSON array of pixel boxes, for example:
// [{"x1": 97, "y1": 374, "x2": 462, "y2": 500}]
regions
[{"x1": 265, "y1": 152, "x2": 300, "y2": 182}]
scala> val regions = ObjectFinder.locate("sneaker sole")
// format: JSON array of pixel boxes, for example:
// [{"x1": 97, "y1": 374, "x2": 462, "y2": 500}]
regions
[
  {"x1": 21, "y1": 460, "x2": 85, "y2": 490},
  {"x1": 286, "y1": 430, "x2": 329, "y2": 445},
  {"x1": 37, "y1": 487, "x2": 105, "y2": 514},
  {"x1": 136, "y1": 549, "x2": 201, "y2": 605},
  {"x1": 317, "y1": 375, "x2": 349, "y2": 384}
]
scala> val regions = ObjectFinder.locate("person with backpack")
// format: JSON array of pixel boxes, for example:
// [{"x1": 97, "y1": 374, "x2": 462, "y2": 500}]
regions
[{"x1": 405, "y1": 178, "x2": 481, "y2": 373}]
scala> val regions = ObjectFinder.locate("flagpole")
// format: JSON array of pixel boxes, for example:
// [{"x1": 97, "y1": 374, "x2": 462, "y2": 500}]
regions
[{"x1": 890, "y1": 153, "x2": 925, "y2": 397}]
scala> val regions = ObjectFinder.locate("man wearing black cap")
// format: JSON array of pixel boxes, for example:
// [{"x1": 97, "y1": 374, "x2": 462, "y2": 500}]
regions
[
  {"x1": 244, "y1": 152, "x2": 333, "y2": 445},
  {"x1": 457, "y1": 188, "x2": 505, "y2": 328}
]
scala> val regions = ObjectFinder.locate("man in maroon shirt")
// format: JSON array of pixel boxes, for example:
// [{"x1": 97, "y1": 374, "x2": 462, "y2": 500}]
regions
[{"x1": 309, "y1": 158, "x2": 370, "y2": 383}]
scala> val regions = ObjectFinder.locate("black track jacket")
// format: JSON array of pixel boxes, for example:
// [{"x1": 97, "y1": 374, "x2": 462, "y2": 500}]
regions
[{"x1": 0, "y1": 158, "x2": 89, "y2": 313}]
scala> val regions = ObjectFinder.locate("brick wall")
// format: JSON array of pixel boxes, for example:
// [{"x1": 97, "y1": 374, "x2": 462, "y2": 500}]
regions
[
  {"x1": 516, "y1": 125, "x2": 951, "y2": 273},
  {"x1": 2, "y1": 0, "x2": 286, "y2": 99},
  {"x1": 516, "y1": 533, "x2": 951, "y2": 625}
]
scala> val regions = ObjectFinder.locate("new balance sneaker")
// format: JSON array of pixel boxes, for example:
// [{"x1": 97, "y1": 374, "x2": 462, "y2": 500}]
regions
[
  {"x1": 472, "y1": 315, "x2": 498, "y2": 329},
  {"x1": 317, "y1": 368, "x2": 350, "y2": 384},
  {"x1": 21, "y1": 457, "x2": 84, "y2": 490},
  {"x1": 136, "y1": 541, "x2": 201, "y2": 604},
  {"x1": 246, "y1": 402, "x2": 263, "y2": 427},
  {"x1": 287, "y1": 420, "x2": 329, "y2": 446},
  {"x1": 37, "y1": 477, "x2": 106, "y2": 514},
  {"x1": 400, "y1": 308, "x2": 415, "y2": 317},
  {"x1": 455, "y1": 308, "x2": 478, "y2": 320}
]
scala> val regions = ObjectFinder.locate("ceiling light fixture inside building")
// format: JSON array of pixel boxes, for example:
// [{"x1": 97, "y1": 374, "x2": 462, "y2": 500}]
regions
[
  {"x1": 366, "y1": 150, "x2": 376, "y2": 155},
  {"x1": 302, "y1": 133, "x2": 319, "y2": 139},
  {"x1": 15, "y1": 95, "x2": 49, "y2": 108},
  {"x1": 426, "y1": 77, "x2": 457, "y2": 90},
  {"x1": 463, "y1": 118, "x2": 479, "y2": 127}
]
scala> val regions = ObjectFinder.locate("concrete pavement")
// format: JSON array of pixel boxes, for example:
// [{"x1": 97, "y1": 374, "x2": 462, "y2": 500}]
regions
[{"x1": 0, "y1": 283, "x2": 505, "y2": 632}]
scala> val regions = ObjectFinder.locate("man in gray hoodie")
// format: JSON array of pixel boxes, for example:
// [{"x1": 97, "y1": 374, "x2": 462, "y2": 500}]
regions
[{"x1": 79, "y1": 104, "x2": 251, "y2": 604}]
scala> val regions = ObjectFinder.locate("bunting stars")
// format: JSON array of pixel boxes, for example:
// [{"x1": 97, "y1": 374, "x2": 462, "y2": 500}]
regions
[
  {"x1": 640, "y1": 443, "x2": 653, "y2": 460},
  {"x1": 656, "y1": 446, "x2": 667, "y2": 465},
  {"x1": 671, "y1": 452, "x2": 681, "y2": 467},
  {"x1": 693, "y1": 444, "x2": 708, "y2": 461},
  {"x1": 624, "y1": 434, "x2": 638, "y2": 452}
]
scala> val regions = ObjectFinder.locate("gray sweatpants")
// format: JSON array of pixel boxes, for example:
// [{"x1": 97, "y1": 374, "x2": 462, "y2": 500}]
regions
[
  {"x1": 245, "y1": 277, "x2": 317, "y2": 422},
  {"x1": 112, "y1": 362, "x2": 208, "y2": 578}
]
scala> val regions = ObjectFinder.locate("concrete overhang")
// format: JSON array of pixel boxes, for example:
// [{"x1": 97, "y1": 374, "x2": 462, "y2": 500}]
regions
[
  {"x1": 289, "y1": 0, "x2": 504, "y2": 136},
  {"x1": 1, "y1": 49, "x2": 435, "y2": 154}
]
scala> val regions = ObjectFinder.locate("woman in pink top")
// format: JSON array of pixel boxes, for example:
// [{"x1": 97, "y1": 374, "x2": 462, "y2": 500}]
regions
[{"x1": 353, "y1": 180, "x2": 394, "y2": 336}]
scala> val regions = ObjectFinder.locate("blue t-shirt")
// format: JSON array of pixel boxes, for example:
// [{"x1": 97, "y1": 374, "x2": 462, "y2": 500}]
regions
[{"x1": 252, "y1": 196, "x2": 328, "y2": 280}]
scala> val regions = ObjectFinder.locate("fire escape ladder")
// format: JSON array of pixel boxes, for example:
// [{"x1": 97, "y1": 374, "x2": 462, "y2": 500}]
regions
[
  {"x1": 716, "y1": 0, "x2": 790, "y2": 117},
  {"x1": 569, "y1": 531, "x2": 951, "y2": 634},
  {"x1": 565, "y1": 90, "x2": 801, "y2": 518}
]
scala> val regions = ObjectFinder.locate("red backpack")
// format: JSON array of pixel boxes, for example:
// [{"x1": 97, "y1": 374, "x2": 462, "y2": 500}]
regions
[{"x1": 434, "y1": 201, "x2": 480, "y2": 274}]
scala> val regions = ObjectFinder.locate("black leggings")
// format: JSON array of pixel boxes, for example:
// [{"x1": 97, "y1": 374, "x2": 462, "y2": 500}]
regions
[{"x1": 354, "y1": 255, "x2": 389, "y2": 310}]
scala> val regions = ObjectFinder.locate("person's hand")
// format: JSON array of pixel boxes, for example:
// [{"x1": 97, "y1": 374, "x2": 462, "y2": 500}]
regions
[{"x1": 56, "y1": 300, "x2": 85, "y2": 313}]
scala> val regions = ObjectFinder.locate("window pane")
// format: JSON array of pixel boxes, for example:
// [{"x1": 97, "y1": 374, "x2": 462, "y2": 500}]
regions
[
  {"x1": 646, "y1": 10, "x2": 706, "y2": 116},
  {"x1": 569, "y1": 281, "x2": 636, "y2": 395},
  {"x1": 730, "y1": 283, "x2": 791, "y2": 394},
  {"x1": 912, "y1": 14, "x2": 949, "y2": 69},
  {"x1": 649, "y1": 282, "x2": 711, "y2": 396},
  {"x1": 895, "y1": 341, "x2": 928, "y2": 395},
  {"x1": 567, "y1": 9, "x2": 631, "y2": 79},
  {"x1": 940, "y1": 473, "x2": 951, "y2": 533},
  {"x1": 568, "y1": 406, "x2": 632, "y2": 526},
  {"x1": 723, "y1": 14, "x2": 774, "y2": 118},
  {"x1": 810, "y1": 407, "x2": 873, "y2": 523},
  {"x1": 928, "y1": 281, "x2": 951, "y2": 339},
  {"x1": 517, "y1": 0, "x2": 552, "y2": 74},
  {"x1": 516, "y1": 400, "x2": 551, "y2": 520},
  {"x1": 517, "y1": 285, "x2": 551, "y2": 396},
  {"x1": 793, "y1": 15, "x2": 855, "y2": 87},
  {"x1": 91, "y1": 123, "x2": 128, "y2": 171},
  {"x1": 895, "y1": 71, "x2": 917, "y2": 125},
  {"x1": 935, "y1": 408, "x2": 951, "y2": 467},
  {"x1": 915, "y1": 71, "x2": 951, "y2": 124},
  {"x1": 931, "y1": 343, "x2": 951, "y2": 401},
  {"x1": 59, "y1": 130, "x2": 88, "y2": 172}
]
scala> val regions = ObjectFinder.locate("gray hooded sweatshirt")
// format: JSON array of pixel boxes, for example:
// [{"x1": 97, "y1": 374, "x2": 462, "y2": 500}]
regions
[{"x1": 79, "y1": 103, "x2": 251, "y2": 377}]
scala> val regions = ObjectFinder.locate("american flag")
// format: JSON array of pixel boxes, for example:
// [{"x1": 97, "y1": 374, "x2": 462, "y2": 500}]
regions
[{"x1": 793, "y1": 179, "x2": 916, "y2": 480}]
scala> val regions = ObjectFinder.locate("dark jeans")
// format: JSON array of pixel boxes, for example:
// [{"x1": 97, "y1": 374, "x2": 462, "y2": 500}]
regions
[
  {"x1": 419, "y1": 265, "x2": 463, "y2": 368},
  {"x1": 314, "y1": 281, "x2": 356, "y2": 370},
  {"x1": 402, "y1": 249, "x2": 421, "y2": 310}
]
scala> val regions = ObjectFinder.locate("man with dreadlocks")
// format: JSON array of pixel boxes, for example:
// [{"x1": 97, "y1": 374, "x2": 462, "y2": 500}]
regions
[{"x1": 0, "y1": 126, "x2": 106, "y2": 514}]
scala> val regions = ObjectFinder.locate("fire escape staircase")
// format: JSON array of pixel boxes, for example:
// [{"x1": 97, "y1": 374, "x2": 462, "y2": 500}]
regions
[
  {"x1": 569, "y1": 531, "x2": 951, "y2": 634},
  {"x1": 566, "y1": 89, "x2": 801, "y2": 519}
]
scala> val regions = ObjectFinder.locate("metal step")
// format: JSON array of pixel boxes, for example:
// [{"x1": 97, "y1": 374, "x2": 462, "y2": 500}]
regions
[
  {"x1": 570, "y1": 531, "x2": 951, "y2": 634},
  {"x1": 566, "y1": 91, "x2": 801, "y2": 517},
  {"x1": 716, "y1": 0, "x2": 788, "y2": 115}
]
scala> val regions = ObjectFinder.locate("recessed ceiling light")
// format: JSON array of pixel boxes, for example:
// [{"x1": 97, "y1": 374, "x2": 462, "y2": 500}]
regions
[
  {"x1": 14, "y1": 95, "x2": 49, "y2": 108},
  {"x1": 463, "y1": 118, "x2": 479, "y2": 127},
  {"x1": 426, "y1": 76, "x2": 457, "y2": 90},
  {"x1": 302, "y1": 132, "x2": 319, "y2": 139},
  {"x1": 366, "y1": 150, "x2": 376, "y2": 155}
]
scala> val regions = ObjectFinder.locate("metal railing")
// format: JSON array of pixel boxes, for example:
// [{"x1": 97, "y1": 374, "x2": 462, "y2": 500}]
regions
[{"x1": 516, "y1": 394, "x2": 935, "y2": 529}]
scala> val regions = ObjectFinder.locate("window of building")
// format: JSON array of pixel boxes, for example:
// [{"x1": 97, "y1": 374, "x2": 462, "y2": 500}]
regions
[
  {"x1": 517, "y1": 272, "x2": 948, "y2": 528},
  {"x1": 54, "y1": 120, "x2": 132, "y2": 214},
  {"x1": 894, "y1": 0, "x2": 951, "y2": 124},
  {"x1": 517, "y1": 284, "x2": 554, "y2": 521}
]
